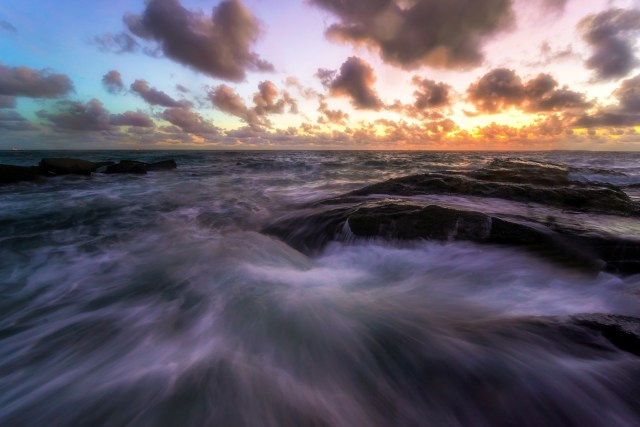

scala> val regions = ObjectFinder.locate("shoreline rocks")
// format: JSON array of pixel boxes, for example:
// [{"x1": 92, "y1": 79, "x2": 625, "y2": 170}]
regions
[{"x1": 0, "y1": 157, "x2": 178, "y2": 183}]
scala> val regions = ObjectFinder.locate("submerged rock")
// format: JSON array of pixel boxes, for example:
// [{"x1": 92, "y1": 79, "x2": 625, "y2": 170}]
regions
[
  {"x1": 39, "y1": 158, "x2": 97, "y2": 175},
  {"x1": 0, "y1": 164, "x2": 42, "y2": 184}
]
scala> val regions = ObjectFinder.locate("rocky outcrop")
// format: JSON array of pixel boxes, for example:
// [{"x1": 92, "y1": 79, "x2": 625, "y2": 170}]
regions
[
  {"x1": 347, "y1": 172, "x2": 637, "y2": 216},
  {"x1": 40, "y1": 158, "x2": 98, "y2": 175},
  {"x1": 266, "y1": 158, "x2": 640, "y2": 275},
  {"x1": 265, "y1": 201, "x2": 640, "y2": 274},
  {"x1": 105, "y1": 160, "x2": 148, "y2": 174},
  {"x1": 0, "y1": 164, "x2": 42, "y2": 184},
  {"x1": 0, "y1": 158, "x2": 178, "y2": 183}
]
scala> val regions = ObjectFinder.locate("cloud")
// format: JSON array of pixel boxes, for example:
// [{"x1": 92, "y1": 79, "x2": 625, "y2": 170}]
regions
[
  {"x1": 574, "y1": 74, "x2": 640, "y2": 127},
  {"x1": 284, "y1": 77, "x2": 320, "y2": 99},
  {"x1": 124, "y1": 0, "x2": 273, "y2": 81},
  {"x1": 0, "y1": 110, "x2": 38, "y2": 131},
  {"x1": 110, "y1": 111, "x2": 155, "y2": 127},
  {"x1": 614, "y1": 73, "x2": 640, "y2": 112},
  {"x1": 92, "y1": 32, "x2": 140, "y2": 54},
  {"x1": 102, "y1": 70, "x2": 125, "y2": 94},
  {"x1": 130, "y1": 79, "x2": 189, "y2": 107},
  {"x1": 308, "y1": 0, "x2": 515, "y2": 70},
  {"x1": 0, "y1": 64, "x2": 73, "y2": 98},
  {"x1": 579, "y1": 8, "x2": 640, "y2": 80},
  {"x1": 0, "y1": 20, "x2": 17, "y2": 34},
  {"x1": 210, "y1": 81, "x2": 298, "y2": 128},
  {"x1": 319, "y1": 56, "x2": 382, "y2": 110},
  {"x1": 411, "y1": 77, "x2": 452, "y2": 110},
  {"x1": 253, "y1": 81, "x2": 297, "y2": 115},
  {"x1": 210, "y1": 84, "x2": 261, "y2": 127},
  {"x1": 37, "y1": 99, "x2": 113, "y2": 131},
  {"x1": 317, "y1": 99, "x2": 349, "y2": 125},
  {"x1": 0, "y1": 95, "x2": 16, "y2": 108},
  {"x1": 467, "y1": 68, "x2": 590, "y2": 113},
  {"x1": 161, "y1": 107, "x2": 219, "y2": 136}
]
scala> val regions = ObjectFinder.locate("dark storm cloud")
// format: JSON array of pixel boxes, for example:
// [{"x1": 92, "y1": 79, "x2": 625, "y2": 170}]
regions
[
  {"x1": 574, "y1": 74, "x2": 640, "y2": 127},
  {"x1": 161, "y1": 107, "x2": 219, "y2": 136},
  {"x1": 130, "y1": 79, "x2": 188, "y2": 107},
  {"x1": 0, "y1": 95, "x2": 16, "y2": 108},
  {"x1": 308, "y1": 0, "x2": 515, "y2": 70},
  {"x1": 319, "y1": 57, "x2": 382, "y2": 110},
  {"x1": 579, "y1": 8, "x2": 640, "y2": 80},
  {"x1": 0, "y1": 110, "x2": 38, "y2": 131},
  {"x1": 467, "y1": 68, "x2": 590, "y2": 113},
  {"x1": 0, "y1": 64, "x2": 73, "y2": 98},
  {"x1": 411, "y1": 77, "x2": 452, "y2": 110},
  {"x1": 102, "y1": 70, "x2": 125, "y2": 94},
  {"x1": 110, "y1": 111, "x2": 155, "y2": 127},
  {"x1": 38, "y1": 99, "x2": 113, "y2": 131},
  {"x1": 124, "y1": 0, "x2": 273, "y2": 81},
  {"x1": 0, "y1": 20, "x2": 17, "y2": 34}
]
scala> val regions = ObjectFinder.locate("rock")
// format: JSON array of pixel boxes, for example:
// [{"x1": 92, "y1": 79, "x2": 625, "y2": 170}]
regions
[
  {"x1": 265, "y1": 200, "x2": 640, "y2": 274},
  {"x1": 39, "y1": 158, "x2": 97, "y2": 175},
  {"x1": 146, "y1": 160, "x2": 177, "y2": 171},
  {"x1": 570, "y1": 314, "x2": 640, "y2": 357},
  {"x1": 105, "y1": 160, "x2": 148, "y2": 174},
  {"x1": 470, "y1": 158, "x2": 571, "y2": 186},
  {"x1": 347, "y1": 172, "x2": 638, "y2": 216},
  {"x1": 0, "y1": 164, "x2": 41, "y2": 184}
]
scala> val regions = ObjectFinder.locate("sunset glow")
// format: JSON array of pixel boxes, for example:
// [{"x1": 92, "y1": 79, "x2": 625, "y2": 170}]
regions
[{"x1": 1, "y1": 0, "x2": 640, "y2": 150}]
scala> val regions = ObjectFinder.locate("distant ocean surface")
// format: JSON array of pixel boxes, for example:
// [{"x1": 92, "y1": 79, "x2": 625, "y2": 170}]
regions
[{"x1": 1, "y1": 150, "x2": 640, "y2": 426}]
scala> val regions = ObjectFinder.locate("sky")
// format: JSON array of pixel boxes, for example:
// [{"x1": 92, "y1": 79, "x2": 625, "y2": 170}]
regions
[{"x1": 1, "y1": 0, "x2": 640, "y2": 150}]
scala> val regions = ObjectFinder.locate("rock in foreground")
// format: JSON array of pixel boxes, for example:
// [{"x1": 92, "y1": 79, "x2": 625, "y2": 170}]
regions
[{"x1": 266, "y1": 158, "x2": 640, "y2": 275}]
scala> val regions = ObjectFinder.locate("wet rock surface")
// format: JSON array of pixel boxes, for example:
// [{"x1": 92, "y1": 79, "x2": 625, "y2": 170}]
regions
[{"x1": 266, "y1": 158, "x2": 640, "y2": 275}]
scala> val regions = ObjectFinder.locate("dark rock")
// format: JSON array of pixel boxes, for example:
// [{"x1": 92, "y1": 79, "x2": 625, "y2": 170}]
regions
[
  {"x1": 146, "y1": 160, "x2": 177, "y2": 171},
  {"x1": 347, "y1": 172, "x2": 638, "y2": 216},
  {"x1": 39, "y1": 158, "x2": 97, "y2": 175},
  {"x1": 0, "y1": 164, "x2": 41, "y2": 184},
  {"x1": 105, "y1": 160, "x2": 148, "y2": 174},
  {"x1": 265, "y1": 200, "x2": 640, "y2": 274},
  {"x1": 471, "y1": 158, "x2": 571, "y2": 186},
  {"x1": 570, "y1": 314, "x2": 640, "y2": 357}
]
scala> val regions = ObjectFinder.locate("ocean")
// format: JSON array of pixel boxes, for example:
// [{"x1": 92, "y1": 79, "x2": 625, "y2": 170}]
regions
[{"x1": 1, "y1": 150, "x2": 640, "y2": 426}]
